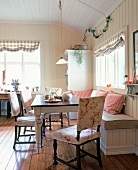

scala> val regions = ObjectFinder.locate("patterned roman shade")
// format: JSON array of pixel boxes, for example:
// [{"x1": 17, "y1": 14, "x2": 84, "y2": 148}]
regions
[
  {"x1": 94, "y1": 31, "x2": 125, "y2": 57},
  {"x1": 0, "y1": 40, "x2": 40, "y2": 52}
]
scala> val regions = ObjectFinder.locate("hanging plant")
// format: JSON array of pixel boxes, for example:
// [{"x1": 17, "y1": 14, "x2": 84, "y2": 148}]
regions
[
  {"x1": 83, "y1": 15, "x2": 112, "y2": 41},
  {"x1": 74, "y1": 50, "x2": 83, "y2": 64},
  {"x1": 103, "y1": 15, "x2": 112, "y2": 32}
]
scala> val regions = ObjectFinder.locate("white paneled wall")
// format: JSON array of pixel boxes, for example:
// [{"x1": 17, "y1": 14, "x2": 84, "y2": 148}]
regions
[
  {"x1": 101, "y1": 127, "x2": 137, "y2": 155},
  {"x1": 0, "y1": 23, "x2": 83, "y2": 92},
  {"x1": 91, "y1": 0, "x2": 138, "y2": 119}
]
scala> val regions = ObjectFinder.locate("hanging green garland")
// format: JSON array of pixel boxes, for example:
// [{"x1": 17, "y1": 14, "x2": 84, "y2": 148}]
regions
[{"x1": 83, "y1": 15, "x2": 112, "y2": 41}]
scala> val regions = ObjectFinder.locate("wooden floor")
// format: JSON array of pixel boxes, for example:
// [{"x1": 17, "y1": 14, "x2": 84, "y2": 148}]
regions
[{"x1": 0, "y1": 115, "x2": 138, "y2": 170}]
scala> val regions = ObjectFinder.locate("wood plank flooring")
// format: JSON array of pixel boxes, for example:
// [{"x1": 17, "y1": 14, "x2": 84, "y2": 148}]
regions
[{"x1": 0, "y1": 115, "x2": 138, "y2": 170}]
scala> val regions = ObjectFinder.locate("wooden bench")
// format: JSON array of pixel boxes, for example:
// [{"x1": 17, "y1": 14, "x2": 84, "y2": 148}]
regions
[
  {"x1": 71, "y1": 89, "x2": 138, "y2": 156},
  {"x1": 101, "y1": 110, "x2": 138, "y2": 155}
]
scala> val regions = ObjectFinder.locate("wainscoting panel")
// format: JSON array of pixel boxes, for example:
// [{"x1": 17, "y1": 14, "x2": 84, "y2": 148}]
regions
[
  {"x1": 100, "y1": 127, "x2": 137, "y2": 155},
  {"x1": 136, "y1": 129, "x2": 138, "y2": 155}
]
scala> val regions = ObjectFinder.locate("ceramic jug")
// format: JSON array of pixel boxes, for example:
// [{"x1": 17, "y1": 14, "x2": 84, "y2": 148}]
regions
[{"x1": 62, "y1": 91, "x2": 72, "y2": 101}]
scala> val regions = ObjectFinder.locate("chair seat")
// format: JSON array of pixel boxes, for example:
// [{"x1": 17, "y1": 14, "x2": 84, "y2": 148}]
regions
[
  {"x1": 53, "y1": 125, "x2": 100, "y2": 145},
  {"x1": 15, "y1": 116, "x2": 35, "y2": 126}
]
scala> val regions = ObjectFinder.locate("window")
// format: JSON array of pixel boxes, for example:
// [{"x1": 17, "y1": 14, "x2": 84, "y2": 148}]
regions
[
  {"x1": 0, "y1": 47, "x2": 40, "y2": 91},
  {"x1": 96, "y1": 45, "x2": 125, "y2": 89}
]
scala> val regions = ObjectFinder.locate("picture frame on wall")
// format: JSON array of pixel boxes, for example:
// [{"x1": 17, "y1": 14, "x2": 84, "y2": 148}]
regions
[{"x1": 133, "y1": 30, "x2": 138, "y2": 84}]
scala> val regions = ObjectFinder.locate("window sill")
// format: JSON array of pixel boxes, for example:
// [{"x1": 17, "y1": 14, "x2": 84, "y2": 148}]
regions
[{"x1": 96, "y1": 86, "x2": 126, "y2": 94}]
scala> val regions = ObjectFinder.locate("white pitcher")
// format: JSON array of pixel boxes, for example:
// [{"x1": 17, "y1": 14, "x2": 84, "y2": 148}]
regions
[{"x1": 62, "y1": 91, "x2": 72, "y2": 101}]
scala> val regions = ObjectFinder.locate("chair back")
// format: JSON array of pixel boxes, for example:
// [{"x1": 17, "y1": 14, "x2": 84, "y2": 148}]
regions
[
  {"x1": 9, "y1": 92, "x2": 20, "y2": 117},
  {"x1": 21, "y1": 89, "x2": 33, "y2": 110},
  {"x1": 45, "y1": 87, "x2": 62, "y2": 96},
  {"x1": 77, "y1": 96, "x2": 105, "y2": 132}
]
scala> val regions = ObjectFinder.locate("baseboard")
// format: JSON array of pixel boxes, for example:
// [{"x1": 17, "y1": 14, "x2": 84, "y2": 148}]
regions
[
  {"x1": 135, "y1": 146, "x2": 138, "y2": 156},
  {"x1": 101, "y1": 142, "x2": 135, "y2": 155}
]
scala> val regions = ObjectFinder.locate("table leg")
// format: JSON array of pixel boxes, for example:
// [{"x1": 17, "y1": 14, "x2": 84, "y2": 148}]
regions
[
  {"x1": 7, "y1": 101, "x2": 11, "y2": 118},
  {"x1": 34, "y1": 107, "x2": 42, "y2": 153},
  {"x1": 0, "y1": 101, "x2": 1, "y2": 117},
  {"x1": 67, "y1": 112, "x2": 70, "y2": 126}
]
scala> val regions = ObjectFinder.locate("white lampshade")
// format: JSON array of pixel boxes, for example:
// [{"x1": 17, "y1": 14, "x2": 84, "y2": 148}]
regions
[
  {"x1": 56, "y1": 1, "x2": 68, "y2": 65},
  {"x1": 56, "y1": 57, "x2": 68, "y2": 64}
]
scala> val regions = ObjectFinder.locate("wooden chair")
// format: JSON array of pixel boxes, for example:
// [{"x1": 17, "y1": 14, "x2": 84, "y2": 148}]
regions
[
  {"x1": 21, "y1": 89, "x2": 33, "y2": 116},
  {"x1": 9, "y1": 91, "x2": 42, "y2": 149},
  {"x1": 53, "y1": 96, "x2": 105, "y2": 170},
  {"x1": 20, "y1": 89, "x2": 35, "y2": 134},
  {"x1": 42, "y1": 87, "x2": 63, "y2": 133},
  {"x1": 21, "y1": 89, "x2": 46, "y2": 136}
]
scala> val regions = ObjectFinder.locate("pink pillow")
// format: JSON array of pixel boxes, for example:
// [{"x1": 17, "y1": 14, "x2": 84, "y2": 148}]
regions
[
  {"x1": 91, "y1": 90, "x2": 108, "y2": 97},
  {"x1": 96, "y1": 90, "x2": 108, "y2": 96},
  {"x1": 73, "y1": 89, "x2": 93, "y2": 98},
  {"x1": 104, "y1": 91, "x2": 125, "y2": 114}
]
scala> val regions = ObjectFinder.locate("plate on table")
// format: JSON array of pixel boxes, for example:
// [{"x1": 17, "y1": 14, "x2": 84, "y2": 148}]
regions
[{"x1": 45, "y1": 99, "x2": 62, "y2": 103}]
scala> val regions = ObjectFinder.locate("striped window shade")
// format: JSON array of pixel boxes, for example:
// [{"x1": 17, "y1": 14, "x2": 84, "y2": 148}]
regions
[{"x1": 0, "y1": 40, "x2": 40, "y2": 52}]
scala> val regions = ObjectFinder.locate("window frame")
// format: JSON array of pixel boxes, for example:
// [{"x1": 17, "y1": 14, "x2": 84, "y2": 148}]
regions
[
  {"x1": 0, "y1": 42, "x2": 44, "y2": 92},
  {"x1": 93, "y1": 27, "x2": 128, "y2": 92}
]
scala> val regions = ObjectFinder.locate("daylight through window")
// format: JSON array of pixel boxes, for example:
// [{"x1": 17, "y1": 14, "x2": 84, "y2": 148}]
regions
[
  {"x1": 0, "y1": 46, "x2": 40, "y2": 91},
  {"x1": 95, "y1": 32, "x2": 126, "y2": 89}
]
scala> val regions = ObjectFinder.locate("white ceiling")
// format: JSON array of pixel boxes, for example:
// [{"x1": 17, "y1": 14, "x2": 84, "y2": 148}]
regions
[{"x1": 0, "y1": 0, "x2": 124, "y2": 35}]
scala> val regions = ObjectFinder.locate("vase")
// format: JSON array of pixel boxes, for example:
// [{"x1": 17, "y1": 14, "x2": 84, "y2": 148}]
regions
[
  {"x1": 81, "y1": 44, "x2": 88, "y2": 50},
  {"x1": 62, "y1": 92, "x2": 72, "y2": 101}
]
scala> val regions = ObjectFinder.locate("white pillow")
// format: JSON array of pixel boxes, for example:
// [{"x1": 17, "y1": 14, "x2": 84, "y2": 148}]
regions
[{"x1": 90, "y1": 89, "x2": 98, "y2": 97}]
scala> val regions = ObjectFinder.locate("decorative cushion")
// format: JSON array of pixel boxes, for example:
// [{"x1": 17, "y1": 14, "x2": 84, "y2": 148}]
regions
[
  {"x1": 104, "y1": 91, "x2": 125, "y2": 114},
  {"x1": 53, "y1": 125, "x2": 100, "y2": 145},
  {"x1": 90, "y1": 89, "x2": 98, "y2": 97},
  {"x1": 91, "y1": 90, "x2": 108, "y2": 97},
  {"x1": 73, "y1": 89, "x2": 93, "y2": 98}
]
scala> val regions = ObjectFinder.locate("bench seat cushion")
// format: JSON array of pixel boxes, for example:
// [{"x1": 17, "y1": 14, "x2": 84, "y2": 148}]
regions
[{"x1": 101, "y1": 111, "x2": 138, "y2": 130}]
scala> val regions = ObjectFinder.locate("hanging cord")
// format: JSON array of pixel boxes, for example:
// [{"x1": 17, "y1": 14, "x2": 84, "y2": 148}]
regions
[
  {"x1": 59, "y1": 0, "x2": 62, "y2": 55},
  {"x1": 48, "y1": 0, "x2": 50, "y2": 52}
]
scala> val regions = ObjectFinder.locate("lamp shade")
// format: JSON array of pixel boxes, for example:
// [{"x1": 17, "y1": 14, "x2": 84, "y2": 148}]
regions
[{"x1": 56, "y1": 57, "x2": 68, "y2": 64}]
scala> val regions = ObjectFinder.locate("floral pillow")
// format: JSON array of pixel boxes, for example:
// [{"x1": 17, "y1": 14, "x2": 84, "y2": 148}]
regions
[
  {"x1": 104, "y1": 91, "x2": 125, "y2": 114},
  {"x1": 90, "y1": 90, "x2": 108, "y2": 97}
]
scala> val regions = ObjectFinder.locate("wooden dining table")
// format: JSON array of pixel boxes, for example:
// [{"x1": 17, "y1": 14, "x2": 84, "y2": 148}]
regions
[{"x1": 31, "y1": 94, "x2": 79, "y2": 153}]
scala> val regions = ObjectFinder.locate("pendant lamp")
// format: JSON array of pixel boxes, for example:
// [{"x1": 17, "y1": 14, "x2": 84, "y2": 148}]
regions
[{"x1": 56, "y1": 0, "x2": 68, "y2": 64}]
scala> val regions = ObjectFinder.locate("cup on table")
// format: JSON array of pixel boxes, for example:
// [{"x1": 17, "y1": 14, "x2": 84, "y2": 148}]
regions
[{"x1": 45, "y1": 95, "x2": 50, "y2": 100}]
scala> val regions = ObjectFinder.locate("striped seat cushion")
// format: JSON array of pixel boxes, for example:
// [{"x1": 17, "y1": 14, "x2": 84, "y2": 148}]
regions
[
  {"x1": 15, "y1": 116, "x2": 35, "y2": 126},
  {"x1": 101, "y1": 111, "x2": 138, "y2": 130}
]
